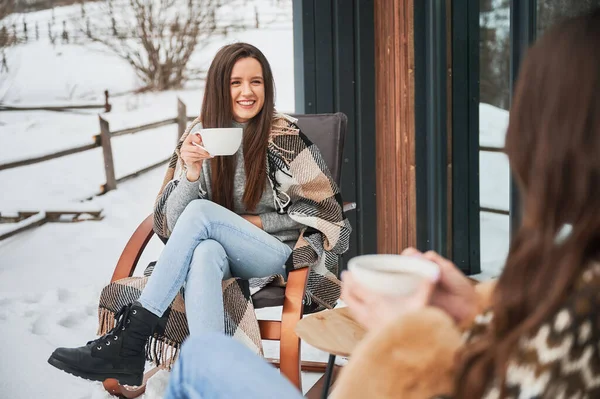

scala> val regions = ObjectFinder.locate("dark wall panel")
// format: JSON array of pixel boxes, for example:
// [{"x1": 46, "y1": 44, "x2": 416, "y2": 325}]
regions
[
  {"x1": 293, "y1": 0, "x2": 377, "y2": 262},
  {"x1": 450, "y1": 0, "x2": 481, "y2": 274}
]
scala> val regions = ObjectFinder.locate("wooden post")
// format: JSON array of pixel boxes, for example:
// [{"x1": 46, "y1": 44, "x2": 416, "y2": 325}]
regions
[
  {"x1": 104, "y1": 90, "x2": 112, "y2": 113},
  {"x1": 375, "y1": 0, "x2": 417, "y2": 253},
  {"x1": 99, "y1": 116, "x2": 117, "y2": 193},
  {"x1": 177, "y1": 98, "x2": 187, "y2": 141}
]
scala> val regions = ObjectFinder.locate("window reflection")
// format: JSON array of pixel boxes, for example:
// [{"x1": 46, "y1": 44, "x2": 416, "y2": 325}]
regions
[
  {"x1": 537, "y1": 0, "x2": 600, "y2": 35},
  {"x1": 477, "y1": 0, "x2": 600, "y2": 278},
  {"x1": 479, "y1": 0, "x2": 511, "y2": 277}
]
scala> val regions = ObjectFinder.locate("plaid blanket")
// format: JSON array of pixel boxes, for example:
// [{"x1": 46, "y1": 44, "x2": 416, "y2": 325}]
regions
[{"x1": 98, "y1": 113, "x2": 351, "y2": 367}]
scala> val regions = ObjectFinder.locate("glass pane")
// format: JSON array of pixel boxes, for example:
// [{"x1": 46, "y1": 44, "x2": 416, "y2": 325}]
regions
[
  {"x1": 479, "y1": 0, "x2": 511, "y2": 278},
  {"x1": 537, "y1": 0, "x2": 600, "y2": 36}
]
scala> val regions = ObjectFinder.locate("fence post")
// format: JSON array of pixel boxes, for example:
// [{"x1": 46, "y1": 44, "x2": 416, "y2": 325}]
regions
[
  {"x1": 177, "y1": 98, "x2": 187, "y2": 142},
  {"x1": 104, "y1": 90, "x2": 112, "y2": 113},
  {"x1": 99, "y1": 116, "x2": 117, "y2": 193}
]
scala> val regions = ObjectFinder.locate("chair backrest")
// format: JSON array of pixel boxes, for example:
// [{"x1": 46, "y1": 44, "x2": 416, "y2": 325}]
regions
[{"x1": 291, "y1": 113, "x2": 348, "y2": 186}]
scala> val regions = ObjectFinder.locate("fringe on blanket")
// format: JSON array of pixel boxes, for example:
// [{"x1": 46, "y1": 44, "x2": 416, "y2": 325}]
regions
[
  {"x1": 97, "y1": 307, "x2": 114, "y2": 336},
  {"x1": 146, "y1": 335, "x2": 180, "y2": 370}
]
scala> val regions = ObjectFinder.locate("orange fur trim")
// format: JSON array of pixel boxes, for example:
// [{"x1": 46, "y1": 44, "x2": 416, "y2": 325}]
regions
[{"x1": 331, "y1": 308, "x2": 462, "y2": 399}]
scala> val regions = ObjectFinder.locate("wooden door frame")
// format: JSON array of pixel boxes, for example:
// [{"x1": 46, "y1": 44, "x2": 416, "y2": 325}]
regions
[{"x1": 374, "y1": 0, "x2": 417, "y2": 253}]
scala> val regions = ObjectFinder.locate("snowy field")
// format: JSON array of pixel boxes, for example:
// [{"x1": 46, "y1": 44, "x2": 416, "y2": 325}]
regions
[
  {"x1": 0, "y1": 2, "x2": 329, "y2": 398},
  {"x1": 0, "y1": 0, "x2": 510, "y2": 397}
]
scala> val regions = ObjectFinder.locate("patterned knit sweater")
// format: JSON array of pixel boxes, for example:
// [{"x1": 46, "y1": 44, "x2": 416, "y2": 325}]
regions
[
  {"x1": 470, "y1": 263, "x2": 600, "y2": 398},
  {"x1": 330, "y1": 263, "x2": 600, "y2": 399}
]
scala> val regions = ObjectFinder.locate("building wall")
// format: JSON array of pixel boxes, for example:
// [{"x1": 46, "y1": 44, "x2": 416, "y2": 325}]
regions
[{"x1": 293, "y1": 0, "x2": 378, "y2": 261}]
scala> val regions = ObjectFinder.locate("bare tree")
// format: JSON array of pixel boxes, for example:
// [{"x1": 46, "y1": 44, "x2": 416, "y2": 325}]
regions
[
  {"x1": 479, "y1": 0, "x2": 510, "y2": 109},
  {"x1": 479, "y1": 0, "x2": 600, "y2": 110},
  {"x1": 0, "y1": 0, "x2": 16, "y2": 80},
  {"x1": 80, "y1": 0, "x2": 246, "y2": 91},
  {"x1": 537, "y1": 0, "x2": 600, "y2": 35},
  {"x1": 1, "y1": 0, "x2": 15, "y2": 50},
  {"x1": 0, "y1": 0, "x2": 14, "y2": 21}
]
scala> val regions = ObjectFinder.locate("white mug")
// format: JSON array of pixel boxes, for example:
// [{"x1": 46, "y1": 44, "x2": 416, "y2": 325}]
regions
[
  {"x1": 347, "y1": 254, "x2": 439, "y2": 296},
  {"x1": 190, "y1": 125, "x2": 243, "y2": 156}
]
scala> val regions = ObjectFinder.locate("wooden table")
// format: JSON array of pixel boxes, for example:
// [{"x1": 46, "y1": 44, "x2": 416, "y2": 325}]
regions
[{"x1": 295, "y1": 307, "x2": 367, "y2": 398}]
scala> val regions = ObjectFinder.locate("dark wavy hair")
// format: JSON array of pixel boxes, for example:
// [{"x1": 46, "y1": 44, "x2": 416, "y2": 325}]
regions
[
  {"x1": 200, "y1": 43, "x2": 275, "y2": 211},
  {"x1": 456, "y1": 8, "x2": 600, "y2": 398}
]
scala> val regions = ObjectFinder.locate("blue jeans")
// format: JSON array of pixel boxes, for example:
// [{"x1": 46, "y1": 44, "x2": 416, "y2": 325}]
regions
[
  {"x1": 137, "y1": 199, "x2": 292, "y2": 334},
  {"x1": 164, "y1": 334, "x2": 304, "y2": 399}
]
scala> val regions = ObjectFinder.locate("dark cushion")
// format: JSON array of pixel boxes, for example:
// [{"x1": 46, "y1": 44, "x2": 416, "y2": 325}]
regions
[
  {"x1": 291, "y1": 113, "x2": 347, "y2": 186},
  {"x1": 251, "y1": 286, "x2": 286, "y2": 309}
]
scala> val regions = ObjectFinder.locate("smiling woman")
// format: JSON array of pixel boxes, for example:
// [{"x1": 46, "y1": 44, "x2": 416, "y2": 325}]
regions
[
  {"x1": 47, "y1": 42, "x2": 352, "y2": 392},
  {"x1": 200, "y1": 43, "x2": 276, "y2": 212},
  {"x1": 230, "y1": 57, "x2": 266, "y2": 123}
]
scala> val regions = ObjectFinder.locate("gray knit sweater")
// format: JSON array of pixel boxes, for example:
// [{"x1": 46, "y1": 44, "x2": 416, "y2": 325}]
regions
[{"x1": 164, "y1": 121, "x2": 303, "y2": 246}]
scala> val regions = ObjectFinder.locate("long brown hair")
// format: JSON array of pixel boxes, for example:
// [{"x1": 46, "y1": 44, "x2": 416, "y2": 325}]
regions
[
  {"x1": 200, "y1": 43, "x2": 275, "y2": 211},
  {"x1": 456, "y1": 9, "x2": 600, "y2": 398}
]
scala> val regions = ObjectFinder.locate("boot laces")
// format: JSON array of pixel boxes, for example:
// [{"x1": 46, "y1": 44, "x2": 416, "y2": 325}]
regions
[{"x1": 88, "y1": 304, "x2": 137, "y2": 349}]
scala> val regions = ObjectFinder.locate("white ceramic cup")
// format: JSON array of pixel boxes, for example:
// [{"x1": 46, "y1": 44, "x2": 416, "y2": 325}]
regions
[
  {"x1": 347, "y1": 254, "x2": 440, "y2": 296},
  {"x1": 193, "y1": 127, "x2": 243, "y2": 156}
]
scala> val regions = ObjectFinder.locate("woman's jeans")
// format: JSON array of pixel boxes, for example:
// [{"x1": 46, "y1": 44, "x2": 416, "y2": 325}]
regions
[
  {"x1": 137, "y1": 199, "x2": 292, "y2": 334},
  {"x1": 164, "y1": 333, "x2": 304, "y2": 399}
]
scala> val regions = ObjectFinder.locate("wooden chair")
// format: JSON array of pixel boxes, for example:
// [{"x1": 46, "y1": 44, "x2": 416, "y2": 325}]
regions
[{"x1": 102, "y1": 113, "x2": 353, "y2": 398}]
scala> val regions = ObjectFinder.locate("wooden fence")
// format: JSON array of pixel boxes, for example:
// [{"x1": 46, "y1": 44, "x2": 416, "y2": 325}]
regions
[
  {"x1": 0, "y1": 98, "x2": 191, "y2": 196},
  {"x1": 0, "y1": 90, "x2": 112, "y2": 113},
  {"x1": 0, "y1": 210, "x2": 104, "y2": 241}
]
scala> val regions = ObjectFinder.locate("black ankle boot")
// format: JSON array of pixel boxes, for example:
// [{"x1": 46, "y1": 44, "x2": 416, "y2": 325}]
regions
[{"x1": 48, "y1": 302, "x2": 166, "y2": 386}]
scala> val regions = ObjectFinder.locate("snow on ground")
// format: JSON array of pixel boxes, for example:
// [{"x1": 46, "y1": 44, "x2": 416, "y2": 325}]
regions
[
  {"x1": 0, "y1": 167, "x2": 326, "y2": 399},
  {"x1": 0, "y1": 0, "x2": 511, "y2": 397},
  {"x1": 0, "y1": 2, "x2": 327, "y2": 398},
  {"x1": 0, "y1": 39, "x2": 138, "y2": 105},
  {"x1": 0, "y1": 167, "x2": 164, "y2": 399},
  {"x1": 0, "y1": 3, "x2": 295, "y2": 212}
]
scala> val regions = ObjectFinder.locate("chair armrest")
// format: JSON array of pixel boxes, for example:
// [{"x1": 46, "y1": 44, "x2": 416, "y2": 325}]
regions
[
  {"x1": 110, "y1": 214, "x2": 155, "y2": 283},
  {"x1": 343, "y1": 202, "x2": 357, "y2": 213},
  {"x1": 280, "y1": 266, "x2": 310, "y2": 389},
  {"x1": 284, "y1": 267, "x2": 310, "y2": 314}
]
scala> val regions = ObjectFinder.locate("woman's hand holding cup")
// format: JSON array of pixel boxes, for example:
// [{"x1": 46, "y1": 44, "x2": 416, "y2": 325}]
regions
[
  {"x1": 401, "y1": 247, "x2": 478, "y2": 326},
  {"x1": 341, "y1": 248, "x2": 478, "y2": 333},
  {"x1": 341, "y1": 270, "x2": 435, "y2": 332},
  {"x1": 181, "y1": 132, "x2": 213, "y2": 182}
]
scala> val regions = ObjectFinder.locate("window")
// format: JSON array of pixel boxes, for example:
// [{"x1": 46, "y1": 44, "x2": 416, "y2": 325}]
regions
[
  {"x1": 453, "y1": 0, "x2": 600, "y2": 277},
  {"x1": 479, "y1": 0, "x2": 511, "y2": 278}
]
